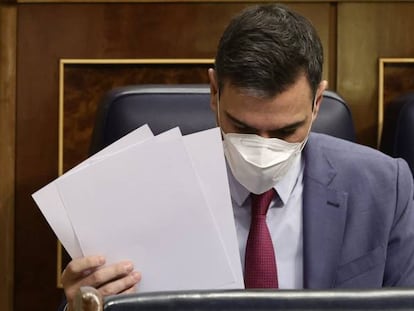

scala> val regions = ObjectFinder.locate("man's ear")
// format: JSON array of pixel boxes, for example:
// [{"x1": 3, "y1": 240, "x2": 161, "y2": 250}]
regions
[
  {"x1": 312, "y1": 80, "x2": 328, "y2": 122},
  {"x1": 208, "y1": 68, "x2": 219, "y2": 114}
]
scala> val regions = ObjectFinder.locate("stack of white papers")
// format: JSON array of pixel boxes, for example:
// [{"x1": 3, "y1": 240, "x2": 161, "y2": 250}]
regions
[{"x1": 32, "y1": 125, "x2": 244, "y2": 292}]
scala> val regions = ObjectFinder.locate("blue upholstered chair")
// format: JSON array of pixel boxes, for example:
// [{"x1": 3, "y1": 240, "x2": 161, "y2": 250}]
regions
[
  {"x1": 380, "y1": 92, "x2": 414, "y2": 176},
  {"x1": 393, "y1": 94, "x2": 414, "y2": 175},
  {"x1": 89, "y1": 85, "x2": 355, "y2": 155}
]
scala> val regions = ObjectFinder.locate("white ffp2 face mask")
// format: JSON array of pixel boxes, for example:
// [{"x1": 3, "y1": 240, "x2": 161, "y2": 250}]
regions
[
  {"x1": 216, "y1": 90, "x2": 313, "y2": 194},
  {"x1": 223, "y1": 132, "x2": 308, "y2": 194}
]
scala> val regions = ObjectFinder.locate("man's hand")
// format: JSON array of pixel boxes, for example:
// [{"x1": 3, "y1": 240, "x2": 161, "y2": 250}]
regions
[{"x1": 61, "y1": 256, "x2": 141, "y2": 311}]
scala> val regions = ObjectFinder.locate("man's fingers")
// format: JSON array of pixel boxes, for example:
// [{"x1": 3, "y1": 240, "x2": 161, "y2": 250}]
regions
[
  {"x1": 62, "y1": 256, "x2": 106, "y2": 285},
  {"x1": 62, "y1": 258, "x2": 140, "y2": 311},
  {"x1": 82, "y1": 261, "x2": 135, "y2": 288},
  {"x1": 119, "y1": 282, "x2": 139, "y2": 295},
  {"x1": 97, "y1": 271, "x2": 141, "y2": 296}
]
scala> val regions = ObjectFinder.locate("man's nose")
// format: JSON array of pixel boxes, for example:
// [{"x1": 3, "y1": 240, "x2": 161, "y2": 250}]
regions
[{"x1": 257, "y1": 131, "x2": 273, "y2": 139}]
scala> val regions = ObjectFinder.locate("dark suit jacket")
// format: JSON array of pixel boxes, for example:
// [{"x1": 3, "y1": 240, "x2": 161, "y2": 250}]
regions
[{"x1": 302, "y1": 133, "x2": 414, "y2": 288}]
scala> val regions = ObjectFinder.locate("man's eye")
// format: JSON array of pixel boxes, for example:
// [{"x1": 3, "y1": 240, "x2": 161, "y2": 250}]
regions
[
  {"x1": 235, "y1": 125, "x2": 249, "y2": 131},
  {"x1": 274, "y1": 128, "x2": 296, "y2": 138},
  {"x1": 281, "y1": 128, "x2": 296, "y2": 135},
  {"x1": 233, "y1": 123, "x2": 255, "y2": 133}
]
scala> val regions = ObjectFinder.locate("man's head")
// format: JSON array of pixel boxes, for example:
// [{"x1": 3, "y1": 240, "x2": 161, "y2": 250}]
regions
[
  {"x1": 214, "y1": 3, "x2": 324, "y2": 99},
  {"x1": 209, "y1": 4, "x2": 328, "y2": 143},
  {"x1": 209, "y1": 4, "x2": 328, "y2": 193}
]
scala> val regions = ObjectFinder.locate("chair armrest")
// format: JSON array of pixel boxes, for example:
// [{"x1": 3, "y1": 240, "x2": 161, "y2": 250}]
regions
[{"x1": 74, "y1": 286, "x2": 103, "y2": 311}]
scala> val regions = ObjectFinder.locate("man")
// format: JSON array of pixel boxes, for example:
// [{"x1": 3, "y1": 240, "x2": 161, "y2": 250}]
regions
[{"x1": 59, "y1": 3, "x2": 414, "y2": 310}]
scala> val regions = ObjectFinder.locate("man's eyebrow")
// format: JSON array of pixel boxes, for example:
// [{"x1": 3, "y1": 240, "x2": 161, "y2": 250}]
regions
[
  {"x1": 226, "y1": 112, "x2": 255, "y2": 130},
  {"x1": 226, "y1": 111, "x2": 307, "y2": 132},
  {"x1": 277, "y1": 120, "x2": 307, "y2": 132}
]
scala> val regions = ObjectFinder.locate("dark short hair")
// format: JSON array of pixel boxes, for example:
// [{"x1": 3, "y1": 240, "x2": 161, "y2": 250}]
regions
[{"x1": 215, "y1": 4, "x2": 323, "y2": 99}]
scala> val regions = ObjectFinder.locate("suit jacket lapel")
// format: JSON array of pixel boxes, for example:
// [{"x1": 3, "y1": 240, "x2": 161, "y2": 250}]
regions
[{"x1": 302, "y1": 134, "x2": 349, "y2": 288}]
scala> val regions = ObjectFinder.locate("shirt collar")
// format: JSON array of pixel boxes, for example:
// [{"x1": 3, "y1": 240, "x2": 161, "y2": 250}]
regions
[{"x1": 227, "y1": 154, "x2": 303, "y2": 206}]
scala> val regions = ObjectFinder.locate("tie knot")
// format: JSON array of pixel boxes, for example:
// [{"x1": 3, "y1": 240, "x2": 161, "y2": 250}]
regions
[{"x1": 251, "y1": 189, "x2": 276, "y2": 216}]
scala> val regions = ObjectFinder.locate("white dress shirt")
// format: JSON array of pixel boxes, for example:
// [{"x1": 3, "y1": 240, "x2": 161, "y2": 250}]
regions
[{"x1": 228, "y1": 155, "x2": 305, "y2": 289}]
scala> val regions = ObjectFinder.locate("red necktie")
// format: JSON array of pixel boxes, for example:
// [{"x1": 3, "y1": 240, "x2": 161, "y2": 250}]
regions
[{"x1": 244, "y1": 189, "x2": 278, "y2": 288}]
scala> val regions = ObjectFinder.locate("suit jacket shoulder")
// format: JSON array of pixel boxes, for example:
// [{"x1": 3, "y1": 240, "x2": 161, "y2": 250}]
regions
[
  {"x1": 305, "y1": 133, "x2": 406, "y2": 183},
  {"x1": 302, "y1": 133, "x2": 414, "y2": 289}
]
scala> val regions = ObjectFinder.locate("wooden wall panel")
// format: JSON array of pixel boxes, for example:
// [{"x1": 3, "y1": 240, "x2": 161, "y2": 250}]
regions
[
  {"x1": 15, "y1": 3, "x2": 332, "y2": 310},
  {"x1": 337, "y1": 2, "x2": 414, "y2": 147},
  {"x1": 62, "y1": 63, "x2": 211, "y2": 172},
  {"x1": 0, "y1": 5, "x2": 16, "y2": 311}
]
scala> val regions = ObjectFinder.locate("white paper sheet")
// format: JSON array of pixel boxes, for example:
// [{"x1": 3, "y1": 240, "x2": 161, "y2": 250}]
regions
[
  {"x1": 32, "y1": 182, "x2": 84, "y2": 258},
  {"x1": 56, "y1": 133, "x2": 236, "y2": 291},
  {"x1": 183, "y1": 128, "x2": 244, "y2": 288},
  {"x1": 32, "y1": 125, "x2": 154, "y2": 258}
]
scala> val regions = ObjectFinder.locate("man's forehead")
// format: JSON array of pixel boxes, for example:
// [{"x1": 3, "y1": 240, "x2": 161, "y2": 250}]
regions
[
  {"x1": 219, "y1": 81, "x2": 271, "y2": 98},
  {"x1": 219, "y1": 76, "x2": 314, "y2": 102}
]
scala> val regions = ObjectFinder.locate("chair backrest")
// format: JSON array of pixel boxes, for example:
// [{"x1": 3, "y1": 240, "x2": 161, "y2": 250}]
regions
[
  {"x1": 89, "y1": 85, "x2": 355, "y2": 155},
  {"x1": 380, "y1": 92, "x2": 414, "y2": 175},
  {"x1": 74, "y1": 286, "x2": 414, "y2": 311},
  {"x1": 393, "y1": 94, "x2": 414, "y2": 174}
]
